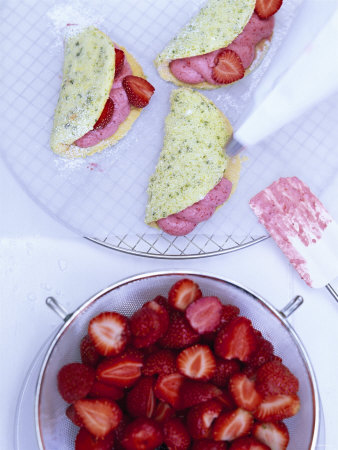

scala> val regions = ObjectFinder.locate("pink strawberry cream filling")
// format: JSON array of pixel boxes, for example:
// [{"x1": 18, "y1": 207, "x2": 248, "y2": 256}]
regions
[
  {"x1": 74, "y1": 56, "x2": 133, "y2": 148},
  {"x1": 157, "y1": 177, "x2": 232, "y2": 236},
  {"x1": 169, "y1": 13, "x2": 274, "y2": 85}
]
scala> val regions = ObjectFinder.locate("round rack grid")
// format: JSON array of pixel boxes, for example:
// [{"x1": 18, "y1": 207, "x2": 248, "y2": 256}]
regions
[{"x1": 2, "y1": 0, "x2": 338, "y2": 258}]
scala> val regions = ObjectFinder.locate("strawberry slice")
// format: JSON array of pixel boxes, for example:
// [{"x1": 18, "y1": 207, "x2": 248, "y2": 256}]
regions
[
  {"x1": 80, "y1": 335, "x2": 102, "y2": 367},
  {"x1": 66, "y1": 404, "x2": 84, "y2": 427},
  {"x1": 212, "y1": 49, "x2": 245, "y2": 84},
  {"x1": 212, "y1": 408, "x2": 253, "y2": 441},
  {"x1": 163, "y1": 417, "x2": 191, "y2": 450},
  {"x1": 230, "y1": 436, "x2": 270, "y2": 450},
  {"x1": 255, "y1": 0, "x2": 283, "y2": 19},
  {"x1": 143, "y1": 349, "x2": 177, "y2": 376},
  {"x1": 186, "y1": 296, "x2": 223, "y2": 334},
  {"x1": 180, "y1": 380, "x2": 222, "y2": 409},
  {"x1": 177, "y1": 344, "x2": 216, "y2": 380},
  {"x1": 89, "y1": 312, "x2": 130, "y2": 357},
  {"x1": 229, "y1": 373, "x2": 262, "y2": 411},
  {"x1": 93, "y1": 98, "x2": 115, "y2": 130},
  {"x1": 115, "y1": 48, "x2": 125, "y2": 77},
  {"x1": 187, "y1": 398, "x2": 223, "y2": 439},
  {"x1": 154, "y1": 373, "x2": 185, "y2": 409},
  {"x1": 57, "y1": 362, "x2": 95, "y2": 403},
  {"x1": 88, "y1": 380, "x2": 124, "y2": 401},
  {"x1": 192, "y1": 440, "x2": 227, "y2": 449},
  {"x1": 121, "y1": 417, "x2": 163, "y2": 450},
  {"x1": 255, "y1": 360, "x2": 299, "y2": 397},
  {"x1": 211, "y1": 357, "x2": 241, "y2": 387},
  {"x1": 254, "y1": 394, "x2": 300, "y2": 421},
  {"x1": 159, "y1": 310, "x2": 200, "y2": 349},
  {"x1": 152, "y1": 401, "x2": 175, "y2": 423},
  {"x1": 214, "y1": 317, "x2": 257, "y2": 362},
  {"x1": 74, "y1": 398, "x2": 122, "y2": 438},
  {"x1": 97, "y1": 349, "x2": 143, "y2": 388},
  {"x1": 75, "y1": 427, "x2": 115, "y2": 450},
  {"x1": 122, "y1": 75, "x2": 155, "y2": 108},
  {"x1": 126, "y1": 376, "x2": 156, "y2": 418},
  {"x1": 253, "y1": 422, "x2": 290, "y2": 450},
  {"x1": 168, "y1": 279, "x2": 202, "y2": 311}
]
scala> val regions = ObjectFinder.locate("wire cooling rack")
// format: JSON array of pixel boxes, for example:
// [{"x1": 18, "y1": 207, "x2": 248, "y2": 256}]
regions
[{"x1": 2, "y1": 0, "x2": 337, "y2": 259}]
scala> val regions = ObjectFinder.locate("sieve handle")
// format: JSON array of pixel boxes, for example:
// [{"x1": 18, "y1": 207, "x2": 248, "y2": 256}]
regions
[
  {"x1": 326, "y1": 283, "x2": 338, "y2": 302},
  {"x1": 279, "y1": 295, "x2": 304, "y2": 318},
  {"x1": 46, "y1": 297, "x2": 72, "y2": 322}
]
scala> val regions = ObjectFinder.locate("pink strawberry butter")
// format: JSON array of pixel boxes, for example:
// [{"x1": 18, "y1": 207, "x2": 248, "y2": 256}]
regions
[
  {"x1": 74, "y1": 55, "x2": 133, "y2": 148},
  {"x1": 169, "y1": 13, "x2": 274, "y2": 85},
  {"x1": 158, "y1": 177, "x2": 232, "y2": 236}
]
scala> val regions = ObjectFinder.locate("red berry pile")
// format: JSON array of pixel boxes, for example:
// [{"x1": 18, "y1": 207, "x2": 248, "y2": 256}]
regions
[{"x1": 57, "y1": 278, "x2": 300, "y2": 450}]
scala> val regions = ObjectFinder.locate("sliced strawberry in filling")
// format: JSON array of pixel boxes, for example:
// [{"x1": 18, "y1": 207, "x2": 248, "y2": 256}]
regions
[{"x1": 169, "y1": 13, "x2": 274, "y2": 85}]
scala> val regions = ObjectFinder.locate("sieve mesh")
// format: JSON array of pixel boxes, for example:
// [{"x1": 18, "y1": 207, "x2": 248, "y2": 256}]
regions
[{"x1": 36, "y1": 272, "x2": 318, "y2": 449}]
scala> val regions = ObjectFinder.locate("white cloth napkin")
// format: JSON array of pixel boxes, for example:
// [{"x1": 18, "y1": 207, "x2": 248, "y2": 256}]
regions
[{"x1": 235, "y1": 5, "x2": 338, "y2": 146}]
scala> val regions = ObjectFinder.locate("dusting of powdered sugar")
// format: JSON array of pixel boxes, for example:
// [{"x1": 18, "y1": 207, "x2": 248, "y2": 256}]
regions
[{"x1": 47, "y1": 1, "x2": 104, "y2": 50}]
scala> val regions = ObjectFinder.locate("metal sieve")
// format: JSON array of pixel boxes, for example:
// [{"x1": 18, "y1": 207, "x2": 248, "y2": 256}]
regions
[{"x1": 35, "y1": 270, "x2": 321, "y2": 449}]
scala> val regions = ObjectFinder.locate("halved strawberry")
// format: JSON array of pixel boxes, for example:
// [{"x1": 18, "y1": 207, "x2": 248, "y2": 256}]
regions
[
  {"x1": 89, "y1": 311, "x2": 130, "y2": 357},
  {"x1": 121, "y1": 417, "x2": 163, "y2": 450},
  {"x1": 126, "y1": 376, "x2": 156, "y2": 418},
  {"x1": 159, "y1": 310, "x2": 200, "y2": 349},
  {"x1": 230, "y1": 436, "x2": 270, "y2": 450},
  {"x1": 229, "y1": 373, "x2": 262, "y2": 411},
  {"x1": 163, "y1": 417, "x2": 191, "y2": 450},
  {"x1": 154, "y1": 373, "x2": 185, "y2": 409},
  {"x1": 96, "y1": 349, "x2": 143, "y2": 388},
  {"x1": 168, "y1": 279, "x2": 202, "y2": 311},
  {"x1": 214, "y1": 317, "x2": 257, "y2": 362},
  {"x1": 180, "y1": 380, "x2": 222, "y2": 409},
  {"x1": 255, "y1": 360, "x2": 299, "y2": 397},
  {"x1": 153, "y1": 294, "x2": 171, "y2": 312},
  {"x1": 80, "y1": 335, "x2": 102, "y2": 367},
  {"x1": 143, "y1": 349, "x2": 177, "y2": 376},
  {"x1": 88, "y1": 380, "x2": 124, "y2": 401},
  {"x1": 66, "y1": 404, "x2": 84, "y2": 427},
  {"x1": 192, "y1": 440, "x2": 227, "y2": 449},
  {"x1": 212, "y1": 408, "x2": 253, "y2": 441},
  {"x1": 211, "y1": 357, "x2": 241, "y2": 387},
  {"x1": 122, "y1": 75, "x2": 155, "y2": 108},
  {"x1": 212, "y1": 50, "x2": 245, "y2": 84},
  {"x1": 93, "y1": 98, "x2": 115, "y2": 130},
  {"x1": 152, "y1": 401, "x2": 175, "y2": 423},
  {"x1": 186, "y1": 296, "x2": 223, "y2": 334},
  {"x1": 75, "y1": 427, "x2": 115, "y2": 450},
  {"x1": 57, "y1": 362, "x2": 95, "y2": 403},
  {"x1": 115, "y1": 48, "x2": 125, "y2": 77},
  {"x1": 187, "y1": 398, "x2": 223, "y2": 439},
  {"x1": 253, "y1": 422, "x2": 289, "y2": 450},
  {"x1": 74, "y1": 398, "x2": 122, "y2": 438},
  {"x1": 254, "y1": 394, "x2": 300, "y2": 421},
  {"x1": 177, "y1": 344, "x2": 216, "y2": 380},
  {"x1": 255, "y1": 0, "x2": 283, "y2": 19}
]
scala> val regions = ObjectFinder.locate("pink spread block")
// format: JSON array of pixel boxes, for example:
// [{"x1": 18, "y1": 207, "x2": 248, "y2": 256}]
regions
[{"x1": 250, "y1": 177, "x2": 338, "y2": 288}]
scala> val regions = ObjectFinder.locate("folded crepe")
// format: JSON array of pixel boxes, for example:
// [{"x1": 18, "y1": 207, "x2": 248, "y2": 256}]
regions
[
  {"x1": 145, "y1": 88, "x2": 241, "y2": 236},
  {"x1": 50, "y1": 26, "x2": 148, "y2": 158},
  {"x1": 155, "y1": 0, "x2": 275, "y2": 89}
]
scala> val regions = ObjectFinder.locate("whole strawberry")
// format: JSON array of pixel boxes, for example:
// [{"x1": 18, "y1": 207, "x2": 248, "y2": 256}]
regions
[
  {"x1": 255, "y1": 360, "x2": 299, "y2": 397},
  {"x1": 57, "y1": 362, "x2": 95, "y2": 403}
]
